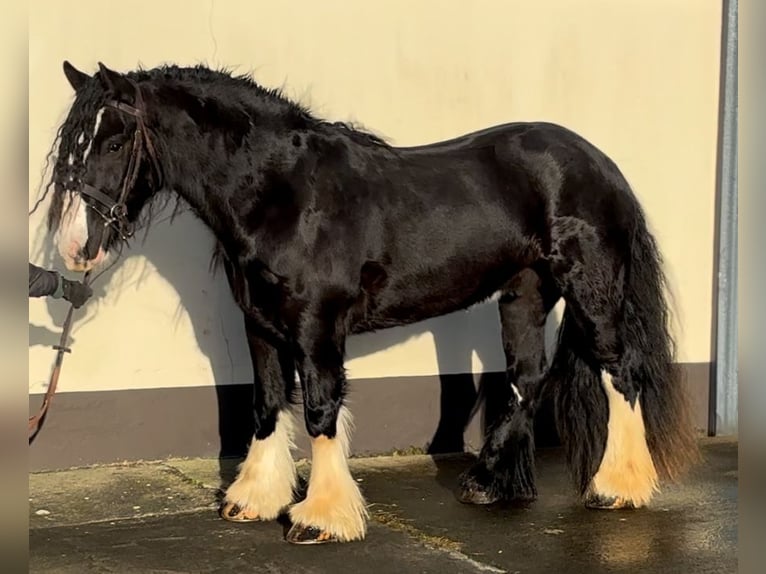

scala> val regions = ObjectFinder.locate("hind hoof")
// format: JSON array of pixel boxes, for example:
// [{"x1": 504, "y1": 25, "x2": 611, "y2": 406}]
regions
[
  {"x1": 458, "y1": 464, "x2": 537, "y2": 505},
  {"x1": 458, "y1": 471, "x2": 500, "y2": 505},
  {"x1": 219, "y1": 503, "x2": 261, "y2": 523},
  {"x1": 584, "y1": 494, "x2": 637, "y2": 510},
  {"x1": 286, "y1": 523, "x2": 339, "y2": 545}
]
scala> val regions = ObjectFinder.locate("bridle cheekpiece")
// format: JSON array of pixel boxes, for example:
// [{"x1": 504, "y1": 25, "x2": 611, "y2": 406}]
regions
[{"x1": 78, "y1": 78, "x2": 162, "y2": 241}]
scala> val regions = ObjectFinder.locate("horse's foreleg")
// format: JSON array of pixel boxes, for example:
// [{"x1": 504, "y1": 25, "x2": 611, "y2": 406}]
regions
[
  {"x1": 459, "y1": 268, "x2": 555, "y2": 504},
  {"x1": 286, "y1": 306, "x2": 368, "y2": 544},
  {"x1": 220, "y1": 318, "x2": 298, "y2": 522}
]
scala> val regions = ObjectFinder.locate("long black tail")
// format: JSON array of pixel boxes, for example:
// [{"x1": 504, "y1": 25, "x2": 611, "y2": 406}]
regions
[{"x1": 621, "y1": 209, "x2": 700, "y2": 481}]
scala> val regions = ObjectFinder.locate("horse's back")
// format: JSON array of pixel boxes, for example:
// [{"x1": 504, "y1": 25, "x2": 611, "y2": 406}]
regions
[
  {"x1": 307, "y1": 120, "x2": 638, "y2": 331},
  {"x1": 393, "y1": 121, "x2": 577, "y2": 154},
  {"x1": 410, "y1": 120, "x2": 640, "y2": 236},
  {"x1": 376, "y1": 120, "x2": 630, "y2": 249}
]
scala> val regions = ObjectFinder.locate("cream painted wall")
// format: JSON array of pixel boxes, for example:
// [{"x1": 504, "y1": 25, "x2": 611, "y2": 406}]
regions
[{"x1": 28, "y1": 0, "x2": 722, "y2": 394}]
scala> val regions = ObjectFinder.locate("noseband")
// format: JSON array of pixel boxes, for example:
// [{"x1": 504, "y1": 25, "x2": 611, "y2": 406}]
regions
[{"x1": 79, "y1": 80, "x2": 162, "y2": 241}]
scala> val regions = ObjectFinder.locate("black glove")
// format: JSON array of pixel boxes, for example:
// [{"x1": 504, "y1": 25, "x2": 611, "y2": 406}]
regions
[{"x1": 61, "y1": 279, "x2": 93, "y2": 309}]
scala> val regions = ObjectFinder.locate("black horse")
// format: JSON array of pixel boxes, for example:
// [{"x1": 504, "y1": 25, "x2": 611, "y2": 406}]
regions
[{"x1": 42, "y1": 61, "x2": 699, "y2": 544}]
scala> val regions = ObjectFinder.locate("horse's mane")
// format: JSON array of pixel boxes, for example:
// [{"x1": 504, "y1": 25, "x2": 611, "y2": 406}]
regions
[
  {"x1": 148, "y1": 65, "x2": 391, "y2": 147},
  {"x1": 31, "y1": 63, "x2": 390, "y2": 234}
]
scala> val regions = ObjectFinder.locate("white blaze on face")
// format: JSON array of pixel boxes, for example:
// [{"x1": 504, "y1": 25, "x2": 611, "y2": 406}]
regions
[
  {"x1": 82, "y1": 108, "x2": 105, "y2": 162},
  {"x1": 55, "y1": 111, "x2": 110, "y2": 273},
  {"x1": 55, "y1": 192, "x2": 107, "y2": 273},
  {"x1": 55, "y1": 192, "x2": 89, "y2": 270}
]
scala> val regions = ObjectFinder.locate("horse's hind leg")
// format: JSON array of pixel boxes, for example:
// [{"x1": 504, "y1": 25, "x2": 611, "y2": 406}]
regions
[
  {"x1": 548, "y1": 214, "x2": 697, "y2": 509},
  {"x1": 552, "y1": 264, "x2": 659, "y2": 509},
  {"x1": 459, "y1": 267, "x2": 558, "y2": 504},
  {"x1": 220, "y1": 317, "x2": 299, "y2": 522},
  {"x1": 286, "y1": 300, "x2": 367, "y2": 544}
]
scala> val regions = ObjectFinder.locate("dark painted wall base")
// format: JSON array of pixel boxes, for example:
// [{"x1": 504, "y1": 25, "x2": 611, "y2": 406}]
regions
[{"x1": 29, "y1": 364, "x2": 710, "y2": 472}]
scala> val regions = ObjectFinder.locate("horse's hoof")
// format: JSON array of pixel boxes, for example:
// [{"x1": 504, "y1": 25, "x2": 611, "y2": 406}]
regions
[
  {"x1": 219, "y1": 502, "x2": 261, "y2": 522},
  {"x1": 458, "y1": 472, "x2": 500, "y2": 505},
  {"x1": 459, "y1": 485, "x2": 499, "y2": 505},
  {"x1": 584, "y1": 494, "x2": 637, "y2": 510},
  {"x1": 285, "y1": 523, "x2": 339, "y2": 545}
]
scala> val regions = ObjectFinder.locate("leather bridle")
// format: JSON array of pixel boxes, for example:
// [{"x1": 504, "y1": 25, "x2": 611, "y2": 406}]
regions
[
  {"x1": 78, "y1": 80, "x2": 162, "y2": 242},
  {"x1": 29, "y1": 79, "x2": 162, "y2": 442}
]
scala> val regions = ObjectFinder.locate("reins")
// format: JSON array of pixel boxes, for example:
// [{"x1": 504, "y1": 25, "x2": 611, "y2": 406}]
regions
[{"x1": 29, "y1": 79, "x2": 159, "y2": 443}]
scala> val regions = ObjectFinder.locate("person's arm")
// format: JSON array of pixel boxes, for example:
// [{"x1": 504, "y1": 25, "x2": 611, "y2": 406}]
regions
[
  {"x1": 29, "y1": 262, "x2": 62, "y2": 298},
  {"x1": 28, "y1": 262, "x2": 93, "y2": 308}
]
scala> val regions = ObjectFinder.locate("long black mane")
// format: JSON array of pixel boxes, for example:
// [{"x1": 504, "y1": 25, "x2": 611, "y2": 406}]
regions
[{"x1": 34, "y1": 64, "x2": 389, "y2": 237}]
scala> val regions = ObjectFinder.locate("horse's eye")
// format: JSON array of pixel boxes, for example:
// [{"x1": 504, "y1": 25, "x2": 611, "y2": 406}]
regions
[{"x1": 108, "y1": 142, "x2": 123, "y2": 153}]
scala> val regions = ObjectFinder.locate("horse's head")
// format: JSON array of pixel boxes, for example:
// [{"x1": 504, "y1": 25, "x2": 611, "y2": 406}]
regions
[{"x1": 48, "y1": 61, "x2": 163, "y2": 272}]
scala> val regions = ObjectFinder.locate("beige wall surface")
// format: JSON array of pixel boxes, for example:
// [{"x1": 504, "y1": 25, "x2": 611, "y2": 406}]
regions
[{"x1": 29, "y1": 0, "x2": 722, "y2": 394}]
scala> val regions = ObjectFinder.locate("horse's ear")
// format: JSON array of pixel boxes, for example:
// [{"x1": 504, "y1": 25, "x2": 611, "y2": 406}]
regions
[
  {"x1": 97, "y1": 62, "x2": 135, "y2": 104},
  {"x1": 62, "y1": 61, "x2": 90, "y2": 92}
]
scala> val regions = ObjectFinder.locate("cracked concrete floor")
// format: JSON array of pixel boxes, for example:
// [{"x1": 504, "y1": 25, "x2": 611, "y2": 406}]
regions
[{"x1": 29, "y1": 438, "x2": 737, "y2": 574}]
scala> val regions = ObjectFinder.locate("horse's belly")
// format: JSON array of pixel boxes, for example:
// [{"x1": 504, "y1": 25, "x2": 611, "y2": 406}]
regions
[{"x1": 350, "y1": 264, "x2": 514, "y2": 333}]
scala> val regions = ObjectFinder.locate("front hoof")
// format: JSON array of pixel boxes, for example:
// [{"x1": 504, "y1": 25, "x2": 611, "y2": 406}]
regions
[
  {"x1": 219, "y1": 502, "x2": 261, "y2": 523},
  {"x1": 458, "y1": 469, "x2": 500, "y2": 505},
  {"x1": 584, "y1": 493, "x2": 637, "y2": 510},
  {"x1": 286, "y1": 523, "x2": 339, "y2": 545}
]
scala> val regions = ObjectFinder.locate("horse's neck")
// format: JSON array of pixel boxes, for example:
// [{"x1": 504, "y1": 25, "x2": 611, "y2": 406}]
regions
[{"x1": 157, "y1": 116, "x2": 295, "y2": 255}]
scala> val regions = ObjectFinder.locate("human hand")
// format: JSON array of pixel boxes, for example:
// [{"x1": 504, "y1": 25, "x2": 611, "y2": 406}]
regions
[{"x1": 62, "y1": 279, "x2": 93, "y2": 308}]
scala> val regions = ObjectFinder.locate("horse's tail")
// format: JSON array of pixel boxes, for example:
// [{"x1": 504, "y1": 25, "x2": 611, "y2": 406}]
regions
[
  {"x1": 549, "y1": 205, "x2": 700, "y2": 500},
  {"x1": 620, "y1": 210, "x2": 701, "y2": 482}
]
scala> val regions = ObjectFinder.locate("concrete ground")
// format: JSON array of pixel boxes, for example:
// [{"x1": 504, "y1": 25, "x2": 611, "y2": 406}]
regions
[{"x1": 29, "y1": 438, "x2": 737, "y2": 574}]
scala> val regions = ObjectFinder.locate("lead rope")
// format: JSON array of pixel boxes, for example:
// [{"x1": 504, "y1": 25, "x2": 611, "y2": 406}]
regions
[
  {"x1": 29, "y1": 243, "x2": 125, "y2": 444},
  {"x1": 27, "y1": 273, "x2": 89, "y2": 442}
]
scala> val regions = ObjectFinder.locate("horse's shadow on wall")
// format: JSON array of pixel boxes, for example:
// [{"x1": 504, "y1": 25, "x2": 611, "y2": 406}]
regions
[{"x1": 30, "y1": 205, "x2": 561, "y2": 487}]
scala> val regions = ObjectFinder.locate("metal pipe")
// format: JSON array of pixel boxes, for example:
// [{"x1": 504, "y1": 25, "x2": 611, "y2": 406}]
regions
[{"x1": 709, "y1": 0, "x2": 738, "y2": 436}]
